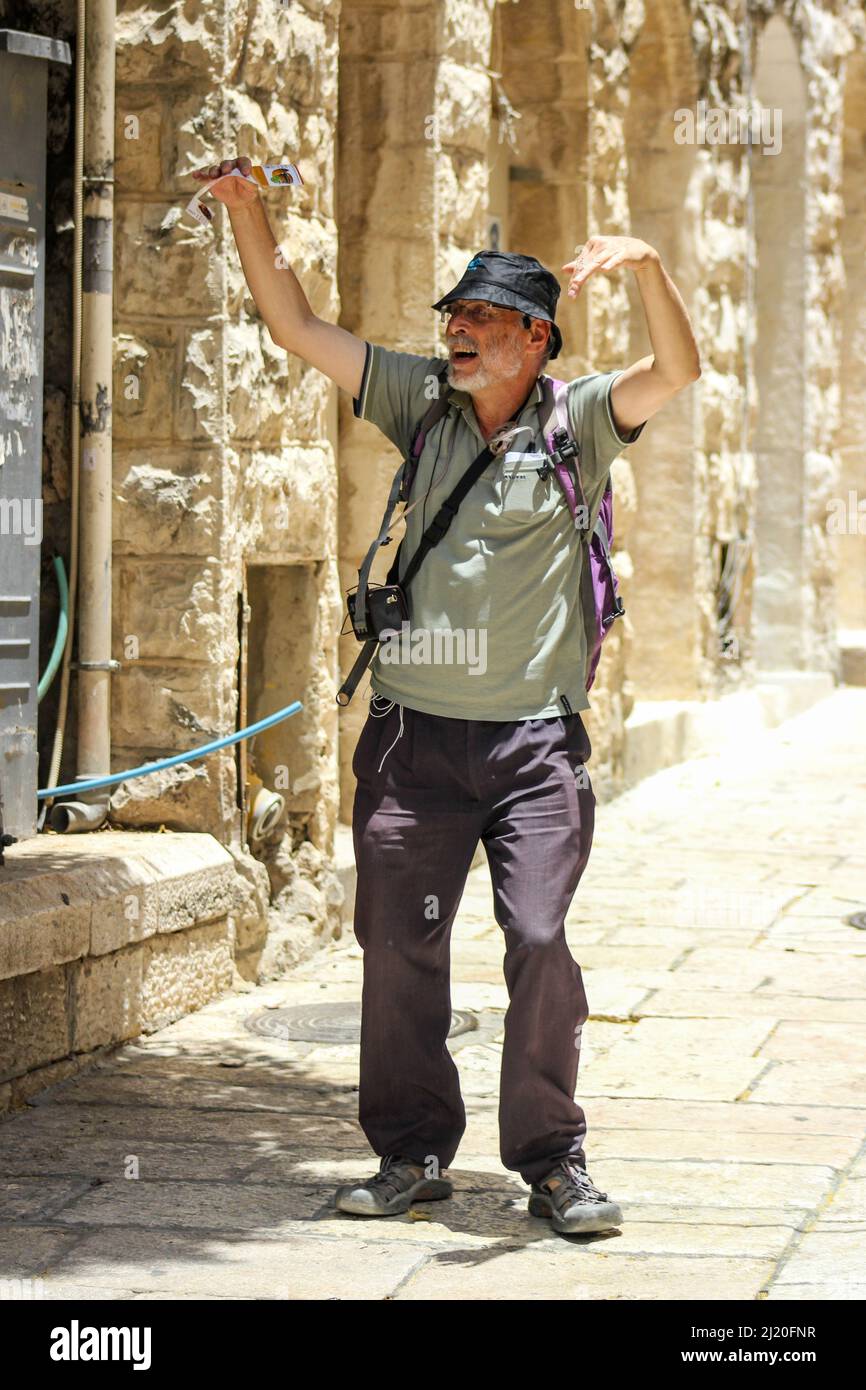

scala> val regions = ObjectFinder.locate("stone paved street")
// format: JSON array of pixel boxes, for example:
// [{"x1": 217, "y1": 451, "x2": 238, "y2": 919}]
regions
[{"x1": 2, "y1": 689, "x2": 865, "y2": 1300}]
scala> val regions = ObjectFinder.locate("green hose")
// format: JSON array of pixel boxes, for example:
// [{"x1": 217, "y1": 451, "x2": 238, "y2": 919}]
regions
[{"x1": 38, "y1": 554, "x2": 69, "y2": 703}]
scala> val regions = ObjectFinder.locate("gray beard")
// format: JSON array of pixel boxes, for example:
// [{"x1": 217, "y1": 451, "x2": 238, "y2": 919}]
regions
[
  {"x1": 445, "y1": 358, "x2": 491, "y2": 392},
  {"x1": 445, "y1": 334, "x2": 526, "y2": 395}
]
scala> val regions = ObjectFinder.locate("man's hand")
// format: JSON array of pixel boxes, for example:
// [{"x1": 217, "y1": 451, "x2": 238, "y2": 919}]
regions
[
  {"x1": 191, "y1": 156, "x2": 260, "y2": 209},
  {"x1": 562, "y1": 237, "x2": 659, "y2": 298}
]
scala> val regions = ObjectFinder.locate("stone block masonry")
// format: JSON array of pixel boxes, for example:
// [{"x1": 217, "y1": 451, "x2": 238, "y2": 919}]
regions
[{"x1": 0, "y1": 833, "x2": 261, "y2": 1114}]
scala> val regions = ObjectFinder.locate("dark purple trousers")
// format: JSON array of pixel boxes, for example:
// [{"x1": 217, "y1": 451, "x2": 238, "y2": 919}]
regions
[{"x1": 350, "y1": 697, "x2": 596, "y2": 1187}]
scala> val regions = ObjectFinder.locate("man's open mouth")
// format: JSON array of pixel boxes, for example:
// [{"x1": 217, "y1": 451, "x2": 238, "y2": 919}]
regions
[{"x1": 451, "y1": 348, "x2": 478, "y2": 361}]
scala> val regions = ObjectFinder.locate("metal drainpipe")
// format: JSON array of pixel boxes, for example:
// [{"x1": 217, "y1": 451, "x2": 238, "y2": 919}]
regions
[{"x1": 50, "y1": 0, "x2": 115, "y2": 833}]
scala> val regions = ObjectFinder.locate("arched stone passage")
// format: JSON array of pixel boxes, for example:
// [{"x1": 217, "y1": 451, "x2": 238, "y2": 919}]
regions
[
  {"x1": 752, "y1": 13, "x2": 808, "y2": 671},
  {"x1": 837, "y1": 47, "x2": 866, "y2": 678},
  {"x1": 622, "y1": 0, "x2": 702, "y2": 699}
]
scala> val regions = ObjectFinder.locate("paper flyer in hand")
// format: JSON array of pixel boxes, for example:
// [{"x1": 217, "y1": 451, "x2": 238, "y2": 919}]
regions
[{"x1": 185, "y1": 162, "x2": 304, "y2": 226}]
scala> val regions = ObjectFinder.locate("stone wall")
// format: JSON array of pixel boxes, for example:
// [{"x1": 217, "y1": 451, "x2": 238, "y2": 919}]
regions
[
  {"x1": 109, "y1": 0, "x2": 341, "y2": 850},
  {"x1": 35, "y1": 0, "x2": 344, "y2": 960},
  {"x1": 838, "y1": 42, "x2": 866, "y2": 647},
  {"x1": 0, "y1": 833, "x2": 258, "y2": 1114}
]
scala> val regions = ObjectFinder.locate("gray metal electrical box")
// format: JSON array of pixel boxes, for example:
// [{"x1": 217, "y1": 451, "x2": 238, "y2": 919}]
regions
[{"x1": 0, "y1": 30, "x2": 71, "y2": 845}]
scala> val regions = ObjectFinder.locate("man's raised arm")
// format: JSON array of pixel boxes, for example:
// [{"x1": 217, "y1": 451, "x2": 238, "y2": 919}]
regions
[
  {"x1": 561, "y1": 235, "x2": 701, "y2": 436},
  {"x1": 194, "y1": 156, "x2": 367, "y2": 400}
]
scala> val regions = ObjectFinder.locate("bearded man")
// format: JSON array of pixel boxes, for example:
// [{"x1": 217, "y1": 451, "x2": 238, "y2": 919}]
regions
[{"x1": 196, "y1": 155, "x2": 700, "y2": 1236}]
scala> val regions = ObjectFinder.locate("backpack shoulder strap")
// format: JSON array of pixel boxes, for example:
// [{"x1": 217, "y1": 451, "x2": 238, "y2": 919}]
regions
[
  {"x1": 539, "y1": 374, "x2": 590, "y2": 530},
  {"x1": 541, "y1": 374, "x2": 614, "y2": 543},
  {"x1": 402, "y1": 361, "x2": 452, "y2": 500}
]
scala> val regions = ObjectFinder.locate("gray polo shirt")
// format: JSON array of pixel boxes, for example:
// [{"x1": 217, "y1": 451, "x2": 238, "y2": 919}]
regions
[{"x1": 352, "y1": 343, "x2": 646, "y2": 720}]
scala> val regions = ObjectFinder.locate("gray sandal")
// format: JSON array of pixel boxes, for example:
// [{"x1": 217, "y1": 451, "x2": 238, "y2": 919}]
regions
[
  {"x1": 334, "y1": 1154, "x2": 453, "y2": 1216},
  {"x1": 529, "y1": 1160, "x2": 623, "y2": 1234}
]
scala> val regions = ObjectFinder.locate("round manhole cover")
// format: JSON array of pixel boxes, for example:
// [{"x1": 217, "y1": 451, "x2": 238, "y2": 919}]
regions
[
  {"x1": 246, "y1": 1001, "x2": 478, "y2": 1044},
  {"x1": 845, "y1": 911, "x2": 866, "y2": 931}
]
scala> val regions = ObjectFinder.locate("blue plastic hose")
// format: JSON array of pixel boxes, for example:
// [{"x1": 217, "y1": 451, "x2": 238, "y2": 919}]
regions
[
  {"x1": 38, "y1": 554, "x2": 69, "y2": 703},
  {"x1": 37, "y1": 699, "x2": 303, "y2": 799}
]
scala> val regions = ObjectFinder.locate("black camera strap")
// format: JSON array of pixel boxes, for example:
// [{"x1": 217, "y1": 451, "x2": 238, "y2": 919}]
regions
[
  {"x1": 391, "y1": 440, "x2": 495, "y2": 590},
  {"x1": 337, "y1": 439, "x2": 496, "y2": 705}
]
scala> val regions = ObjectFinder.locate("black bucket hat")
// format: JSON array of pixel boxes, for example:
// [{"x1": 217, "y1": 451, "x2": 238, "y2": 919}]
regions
[{"x1": 432, "y1": 250, "x2": 563, "y2": 359}]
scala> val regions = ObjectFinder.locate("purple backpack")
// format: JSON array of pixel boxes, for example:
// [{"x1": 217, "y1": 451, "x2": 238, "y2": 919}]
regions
[{"x1": 403, "y1": 367, "x2": 625, "y2": 693}]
